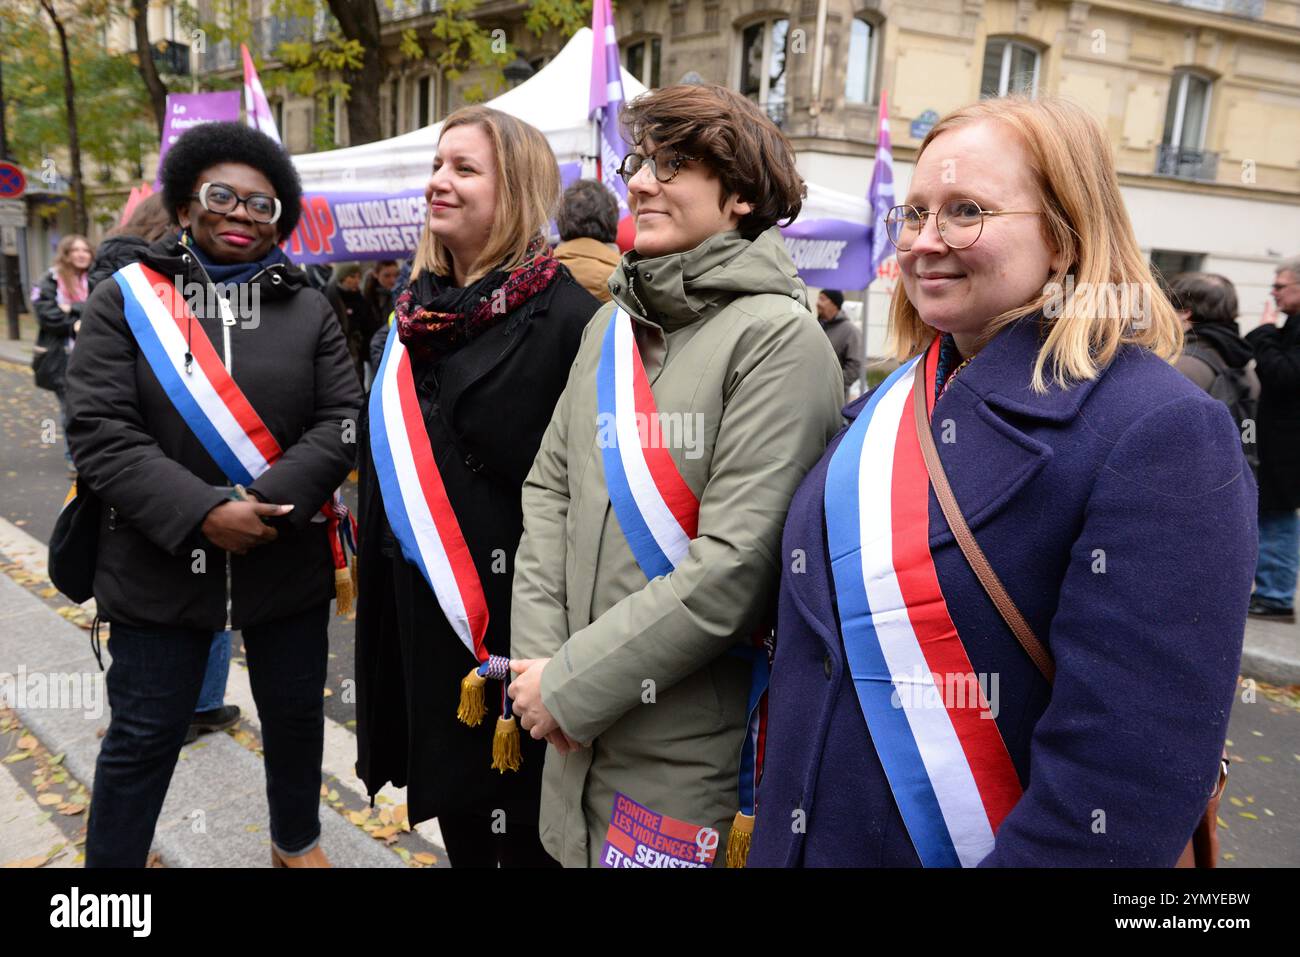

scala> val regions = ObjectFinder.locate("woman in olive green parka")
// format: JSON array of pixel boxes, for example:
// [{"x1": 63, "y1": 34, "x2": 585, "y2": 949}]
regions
[{"x1": 509, "y1": 85, "x2": 844, "y2": 867}]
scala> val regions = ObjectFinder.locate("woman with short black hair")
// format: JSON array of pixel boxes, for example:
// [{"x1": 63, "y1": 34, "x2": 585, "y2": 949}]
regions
[{"x1": 68, "y1": 121, "x2": 362, "y2": 868}]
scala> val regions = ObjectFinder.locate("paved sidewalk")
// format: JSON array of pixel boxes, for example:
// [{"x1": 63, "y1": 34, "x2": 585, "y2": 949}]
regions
[
  {"x1": 0, "y1": 515, "x2": 445, "y2": 867},
  {"x1": 1241, "y1": 617, "x2": 1300, "y2": 686},
  {"x1": 0, "y1": 318, "x2": 34, "y2": 367}
]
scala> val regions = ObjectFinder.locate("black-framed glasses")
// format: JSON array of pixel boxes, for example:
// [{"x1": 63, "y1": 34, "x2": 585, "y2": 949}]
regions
[
  {"x1": 190, "y1": 182, "x2": 282, "y2": 225},
  {"x1": 1272, "y1": 281, "x2": 1298, "y2": 293},
  {"x1": 616, "y1": 148, "x2": 698, "y2": 185},
  {"x1": 885, "y1": 199, "x2": 1041, "y2": 251}
]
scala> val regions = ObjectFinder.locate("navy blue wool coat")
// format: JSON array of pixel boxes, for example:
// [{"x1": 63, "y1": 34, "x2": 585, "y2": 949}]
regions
[{"x1": 749, "y1": 316, "x2": 1256, "y2": 867}]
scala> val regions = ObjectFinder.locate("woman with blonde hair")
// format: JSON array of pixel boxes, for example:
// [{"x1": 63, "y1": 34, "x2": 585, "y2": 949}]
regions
[
  {"x1": 750, "y1": 96, "x2": 1255, "y2": 867},
  {"x1": 33, "y1": 233, "x2": 94, "y2": 471},
  {"x1": 354, "y1": 105, "x2": 600, "y2": 866}
]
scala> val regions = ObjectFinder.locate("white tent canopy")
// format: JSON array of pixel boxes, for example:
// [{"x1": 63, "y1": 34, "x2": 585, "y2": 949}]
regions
[{"x1": 292, "y1": 28, "x2": 648, "y2": 195}]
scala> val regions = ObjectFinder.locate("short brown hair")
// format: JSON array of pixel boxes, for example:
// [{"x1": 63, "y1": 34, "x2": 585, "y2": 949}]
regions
[{"x1": 619, "y1": 85, "x2": 804, "y2": 239}]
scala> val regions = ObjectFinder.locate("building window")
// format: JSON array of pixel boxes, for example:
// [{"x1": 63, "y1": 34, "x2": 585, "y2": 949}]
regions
[
  {"x1": 625, "y1": 37, "x2": 661, "y2": 88},
  {"x1": 739, "y1": 18, "x2": 789, "y2": 125},
  {"x1": 844, "y1": 16, "x2": 879, "y2": 105},
  {"x1": 1162, "y1": 70, "x2": 1212, "y2": 152},
  {"x1": 410, "y1": 74, "x2": 435, "y2": 131},
  {"x1": 979, "y1": 37, "x2": 1040, "y2": 98},
  {"x1": 329, "y1": 93, "x2": 346, "y2": 146},
  {"x1": 1158, "y1": 70, "x2": 1216, "y2": 180},
  {"x1": 1150, "y1": 249, "x2": 1205, "y2": 289}
]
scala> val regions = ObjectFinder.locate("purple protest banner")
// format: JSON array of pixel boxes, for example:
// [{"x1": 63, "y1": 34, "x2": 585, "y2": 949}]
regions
[
  {"x1": 780, "y1": 218, "x2": 873, "y2": 290},
  {"x1": 156, "y1": 92, "x2": 242, "y2": 188}
]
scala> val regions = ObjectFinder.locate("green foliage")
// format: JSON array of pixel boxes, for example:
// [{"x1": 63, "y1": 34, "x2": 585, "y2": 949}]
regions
[
  {"x1": 2, "y1": 5, "x2": 155, "y2": 177},
  {"x1": 399, "y1": 27, "x2": 422, "y2": 62},
  {"x1": 523, "y1": 0, "x2": 591, "y2": 38}
]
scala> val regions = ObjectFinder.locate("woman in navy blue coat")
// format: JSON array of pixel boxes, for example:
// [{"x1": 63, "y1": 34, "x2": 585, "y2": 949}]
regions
[{"x1": 749, "y1": 97, "x2": 1256, "y2": 867}]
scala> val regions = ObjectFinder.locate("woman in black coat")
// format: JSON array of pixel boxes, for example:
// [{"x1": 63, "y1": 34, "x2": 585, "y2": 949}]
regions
[
  {"x1": 354, "y1": 106, "x2": 598, "y2": 867},
  {"x1": 33, "y1": 233, "x2": 93, "y2": 470},
  {"x1": 67, "y1": 122, "x2": 362, "y2": 868}
]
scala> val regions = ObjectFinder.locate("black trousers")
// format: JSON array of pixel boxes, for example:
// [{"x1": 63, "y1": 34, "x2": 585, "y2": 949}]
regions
[{"x1": 85, "y1": 603, "x2": 329, "y2": 867}]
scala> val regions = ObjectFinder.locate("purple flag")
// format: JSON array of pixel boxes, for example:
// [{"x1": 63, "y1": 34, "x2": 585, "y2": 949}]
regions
[
  {"x1": 589, "y1": 0, "x2": 630, "y2": 210},
  {"x1": 865, "y1": 90, "x2": 896, "y2": 286},
  {"x1": 155, "y1": 91, "x2": 242, "y2": 188}
]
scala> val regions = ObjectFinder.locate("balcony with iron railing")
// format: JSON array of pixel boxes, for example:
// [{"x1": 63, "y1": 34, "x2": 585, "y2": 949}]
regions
[{"x1": 1156, "y1": 143, "x2": 1221, "y2": 182}]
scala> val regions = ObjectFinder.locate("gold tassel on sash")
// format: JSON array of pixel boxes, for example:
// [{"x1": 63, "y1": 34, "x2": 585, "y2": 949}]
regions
[
  {"x1": 726, "y1": 811, "x2": 754, "y2": 868},
  {"x1": 457, "y1": 667, "x2": 488, "y2": 726},
  {"x1": 333, "y1": 565, "x2": 354, "y2": 616},
  {"x1": 491, "y1": 715, "x2": 522, "y2": 772}
]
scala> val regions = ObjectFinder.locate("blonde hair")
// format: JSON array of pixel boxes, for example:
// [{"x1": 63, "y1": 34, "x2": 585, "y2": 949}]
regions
[
  {"x1": 54, "y1": 234, "x2": 93, "y2": 289},
  {"x1": 411, "y1": 106, "x2": 560, "y2": 284},
  {"x1": 887, "y1": 96, "x2": 1181, "y2": 391}
]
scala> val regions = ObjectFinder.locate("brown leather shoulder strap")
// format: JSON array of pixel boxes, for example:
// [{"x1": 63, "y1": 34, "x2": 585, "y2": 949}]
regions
[{"x1": 911, "y1": 370, "x2": 1056, "y2": 684}]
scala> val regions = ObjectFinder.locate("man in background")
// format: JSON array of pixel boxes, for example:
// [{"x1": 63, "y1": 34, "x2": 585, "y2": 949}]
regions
[
  {"x1": 816, "y1": 288, "x2": 862, "y2": 404},
  {"x1": 1245, "y1": 256, "x2": 1300, "y2": 622}
]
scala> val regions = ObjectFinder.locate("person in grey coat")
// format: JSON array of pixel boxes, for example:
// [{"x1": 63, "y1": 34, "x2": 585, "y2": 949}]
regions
[{"x1": 816, "y1": 288, "x2": 862, "y2": 402}]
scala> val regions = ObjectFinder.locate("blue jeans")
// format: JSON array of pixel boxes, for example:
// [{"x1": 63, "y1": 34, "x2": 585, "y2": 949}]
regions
[
  {"x1": 1254, "y1": 508, "x2": 1300, "y2": 607},
  {"x1": 195, "y1": 631, "x2": 232, "y2": 712},
  {"x1": 85, "y1": 604, "x2": 329, "y2": 867}
]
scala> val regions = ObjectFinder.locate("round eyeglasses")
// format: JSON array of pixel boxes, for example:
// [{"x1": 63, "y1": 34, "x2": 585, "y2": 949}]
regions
[
  {"x1": 885, "y1": 199, "x2": 1041, "y2": 251},
  {"x1": 190, "y1": 182, "x2": 282, "y2": 225},
  {"x1": 616, "y1": 148, "x2": 698, "y2": 186}
]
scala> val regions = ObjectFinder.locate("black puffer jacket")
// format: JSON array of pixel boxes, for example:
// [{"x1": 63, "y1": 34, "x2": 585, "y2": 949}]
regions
[
  {"x1": 354, "y1": 264, "x2": 599, "y2": 824},
  {"x1": 86, "y1": 235, "x2": 153, "y2": 291},
  {"x1": 65, "y1": 237, "x2": 364, "y2": 630},
  {"x1": 33, "y1": 271, "x2": 83, "y2": 393},
  {"x1": 1247, "y1": 314, "x2": 1300, "y2": 510}
]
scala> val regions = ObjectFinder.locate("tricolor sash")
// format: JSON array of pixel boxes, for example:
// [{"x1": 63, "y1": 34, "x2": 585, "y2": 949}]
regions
[
  {"x1": 114, "y1": 262, "x2": 357, "y2": 608},
  {"x1": 824, "y1": 337, "x2": 1022, "y2": 867},
  {"x1": 596, "y1": 308, "x2": 698, "y2": 580},
  {"x1": 116, "y1": 262, "x2": 280, "y2": 485},
  {"x1": 369, "y1": 325, "x2": 489, "y2": 664},
  {"x1": 369, "y1": 326, "x2": 519, "y2": 770},
  {"x1": 594, "y1": 307, "x2": 769, "y2": 866}
]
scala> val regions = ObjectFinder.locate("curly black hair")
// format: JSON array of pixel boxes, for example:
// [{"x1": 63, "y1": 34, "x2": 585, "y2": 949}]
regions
[{"x1": 160, "y1": 121, "x2": 303, "y2": 238}]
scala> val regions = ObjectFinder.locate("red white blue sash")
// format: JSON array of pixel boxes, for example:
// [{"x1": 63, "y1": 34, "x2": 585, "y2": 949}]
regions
[
  {"x1": 369, "y1": 327, "x2": 490, "y2": 663},
  {"x1": 115, "y1": 263, "x2": 281, "y2": 484},
  {"x1": 595, "y1": 306, "x2": 767, "y2": 827},
  {"x1": 596, "y1": 308, "x2": 698, "y2": 580},
  {"x1": 824, "y1": 337, "x2": 1021, "y2": 867}
]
